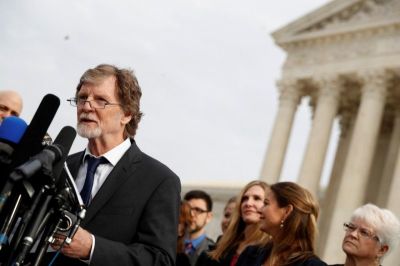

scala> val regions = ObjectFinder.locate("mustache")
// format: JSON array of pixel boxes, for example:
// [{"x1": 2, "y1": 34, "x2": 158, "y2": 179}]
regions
[{"x1": 79, "y1": 113, "x2": 98, "y2": 122}]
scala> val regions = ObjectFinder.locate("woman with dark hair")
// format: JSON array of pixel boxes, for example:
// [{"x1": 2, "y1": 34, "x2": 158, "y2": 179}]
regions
[
  {"x1": 196, "y1": 180, "x2": 271, "y2": 266},
  {"x1": 330, "y1": 203, "x2": 400, "y2": 266},
  {"x1": 236, "y1": 181, "x2": 327, "y2": 266}
]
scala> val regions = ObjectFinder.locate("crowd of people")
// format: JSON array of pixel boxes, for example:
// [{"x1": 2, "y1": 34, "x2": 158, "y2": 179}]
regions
[
  {"x1": 180, "y1": 183, "x2": 400, "y2": 266},
  {"x1": 1, "y1": 63, "x2": 400, "y2": 266}
]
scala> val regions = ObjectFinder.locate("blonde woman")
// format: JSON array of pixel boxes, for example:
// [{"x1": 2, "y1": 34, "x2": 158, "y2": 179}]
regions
[{"x1": 196, "y1": 180, "x2": 270, "y2": 266}]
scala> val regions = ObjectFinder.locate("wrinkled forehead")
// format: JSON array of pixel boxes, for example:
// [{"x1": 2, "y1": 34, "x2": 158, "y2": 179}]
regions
[
  {"x1": 78, "y1": 74, "x2": 117, "y2": 91},
  {"x1": 350, "y1": 217, "x2": 376, "y2": 231},
  {"x1": 77, "y1": 76, "x2": 119, "y2": 97}
]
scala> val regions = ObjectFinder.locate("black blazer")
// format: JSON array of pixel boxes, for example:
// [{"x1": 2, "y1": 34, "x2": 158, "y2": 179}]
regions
[
  {"x1": 236, "y1": 245, "x2": 327, "y2": 266},
  {"x1": 54, "y1": 141, "x2": 181, "y2": 266},
  {"x1": 195, "y1": 247, "x2": 236, "y2": 266}
]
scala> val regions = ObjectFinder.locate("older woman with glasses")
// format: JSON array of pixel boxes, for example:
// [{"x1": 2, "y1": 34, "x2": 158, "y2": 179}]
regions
[{"x1": 330, "y1": 203, "x2": 400, "y2": 266}]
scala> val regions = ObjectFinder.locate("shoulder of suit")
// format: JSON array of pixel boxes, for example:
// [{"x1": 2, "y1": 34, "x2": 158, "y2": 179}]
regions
[
  {"x1": 67, "y1": 150, "x2": 84, "y2": 162},
  {"x1": 140, "y1": 151, "x2": 179, "y2": 176}
]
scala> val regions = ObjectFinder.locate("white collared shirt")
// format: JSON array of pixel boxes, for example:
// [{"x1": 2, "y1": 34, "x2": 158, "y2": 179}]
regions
[
  {"x1": 73, "y1": 137, "x2": 131, "y2": 264},
  {"x1": 75, "y1": 137, "x2": 131, "y2": 201}
]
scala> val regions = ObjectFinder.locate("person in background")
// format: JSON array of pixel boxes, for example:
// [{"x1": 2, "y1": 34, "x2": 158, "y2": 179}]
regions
[
  {"x1": 221, "y1": 196, "x2": 237, "y2": 235},
  {"x1": 0, "y1": 90, "x2": 23, "y2": 121},
  {"x1": 236, "y1": 181, "x2": 327, "y2": 266},
  {"x1": 177, "y1": 201, "x2": 193, "y2": 266},
  {"x1": 194, "y1": 196, "x2": 236, "y2": 265},
  {"x1": 184, "y1": 190, "x2": 215, "y2": 266},
  {"x1": 197, "y1": 180, "x2": 270, "y2": 266},
  {"x1": 329, "y1": 203, "x2": 400, "y2": 266},
  {"x1": 0, "y1": 90, "x2": 51, "y2": 147},
  {"x1": 50, "y1": 64, "x2": 181, "y2": 265}
]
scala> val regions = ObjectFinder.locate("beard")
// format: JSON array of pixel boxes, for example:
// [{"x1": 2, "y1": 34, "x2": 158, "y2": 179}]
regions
[
  {"x1": 77, "y1": 112, "x2": 103, "y2": 139},
  {"x1": 77, "y1": 122, "x2": 102, "y2": 139},
  {"x1": 189, "y1": 222, "x2": 206, "y2": 234}
]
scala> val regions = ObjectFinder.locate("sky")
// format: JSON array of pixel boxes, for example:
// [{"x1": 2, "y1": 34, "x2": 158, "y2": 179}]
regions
[{"x1": 0, "y1": 0, "x2": 333, "y2": 187}]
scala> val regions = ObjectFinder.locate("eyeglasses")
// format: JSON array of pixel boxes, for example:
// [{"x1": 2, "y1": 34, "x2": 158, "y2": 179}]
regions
[
  {"x1": 67, "y1": 98, "x2": 122, "y2": 109},
  {"x1": 190, "y1": 207, "x2": 209, "y2": 216},
  {"x1": 343, "y1": 223, "x2": 380, "y2": 242}
]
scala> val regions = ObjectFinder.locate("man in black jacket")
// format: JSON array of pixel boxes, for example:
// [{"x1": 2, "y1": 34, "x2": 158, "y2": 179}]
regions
[{"x1": 52, "y1": 64, "x2": 181, "y2": 265}]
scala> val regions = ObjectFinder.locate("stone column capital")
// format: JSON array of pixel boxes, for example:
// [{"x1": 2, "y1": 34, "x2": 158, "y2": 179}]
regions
[
  {"x1": 276, "y1": 79, "x2": 302, "y2": 105},
  {"x1": 358, "y1": 69, "x2": 388, "y2": 99},
  {"x1": 314, "y1": 74, "x2": 343, "y2": 102}
]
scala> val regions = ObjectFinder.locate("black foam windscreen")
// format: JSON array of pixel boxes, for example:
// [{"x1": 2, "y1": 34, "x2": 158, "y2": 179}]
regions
[
  {"x1": 51, "y1": 126, "x2": 76, "y2": 184},
  {"x1": 10, "y1": 94, "x2": 60, "y2": 169}
]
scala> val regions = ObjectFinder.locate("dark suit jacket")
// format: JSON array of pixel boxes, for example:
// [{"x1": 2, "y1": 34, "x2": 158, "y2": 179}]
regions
[
  {"x1": 195, "y1": 247, "x2": 236, "y2": 266},
  {"x1": 54, "y1": 140, "x2": 181, "y2": 266},
  {"x1": 236, "y1": 245, "x2": 327, "y2": 266}
]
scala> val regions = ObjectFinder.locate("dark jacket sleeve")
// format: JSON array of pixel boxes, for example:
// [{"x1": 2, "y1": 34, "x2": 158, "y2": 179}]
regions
[
  {"x1": 91, "y1": 171, "x2": 181, "y2": 266},
  {"x1": 236, "y1": 245, "x2": 266, "y2": 266}
]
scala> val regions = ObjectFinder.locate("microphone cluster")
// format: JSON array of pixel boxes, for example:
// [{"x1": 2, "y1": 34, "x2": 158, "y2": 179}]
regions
[{"x1": 0, "y1": 94, "x2": 82, "y2": 266}]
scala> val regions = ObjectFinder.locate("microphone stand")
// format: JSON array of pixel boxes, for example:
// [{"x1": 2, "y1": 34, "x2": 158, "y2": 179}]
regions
[
  {"x1": 0, "y1": 194, "x2": 22, "y2": 250},
  {"x1": 14, "y1": 190, "x2": 53, "y2": 266},
  {"x1": 5, "y1": 184, "x2": 44, "y2": 264},
  {"x1": 31, "y1": 188, "x2": 73, "y2": 266}
]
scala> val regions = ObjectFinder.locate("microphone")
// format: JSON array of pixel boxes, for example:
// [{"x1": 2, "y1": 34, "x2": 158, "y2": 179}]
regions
[
  {"x1": 0, "y1": 116, "x2": 28, "y2": 145},
  {"x1": 10, "y1": 94, "x2": 60, "y2": 169},
  {"x1": 0, "y1": 95, "x2": 62, "y2": 264},
  {"x1": 0, "y1": 118, "x2": 27, "y2": 253},
  {"x1": 0, "y1": 116, "x2": 28, "y2": 179},
  {"x1": 0, "y1": 116, "x2": 28, "y2": 164},
  {"x1": 11, "y1": 127, "x2": 76, "y2": 266},
  {"x1": 9, "y1": 144, "x2": 64, "y2": 182},
  {"x1": 51, "y1": 126, "x2": 77, "y2": 185},
  {"x1": 0, "y1": 94, "x2": 59, "y2": 214}
]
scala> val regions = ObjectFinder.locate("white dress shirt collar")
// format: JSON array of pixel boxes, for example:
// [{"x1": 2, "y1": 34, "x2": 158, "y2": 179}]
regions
[{"x1": 82, "y1": 137, "x2": 132, "y2": 166}]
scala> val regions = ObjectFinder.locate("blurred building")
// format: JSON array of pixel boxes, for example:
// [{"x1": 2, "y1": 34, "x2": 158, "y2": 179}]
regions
[{"x1": 260, "y1": 0, "x2": 400, "y2": 264}]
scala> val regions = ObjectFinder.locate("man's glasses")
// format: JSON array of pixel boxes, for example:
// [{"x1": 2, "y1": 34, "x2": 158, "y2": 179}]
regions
[
  {"x1": 343, "y1": 222, "x2": 380, "y2": 242},
  {"x1": 67, "y1": 98, "x2": 122, "y2": 109},
  {"x1": 190, "y1": 207, "x2": 209, "y2": 216}
]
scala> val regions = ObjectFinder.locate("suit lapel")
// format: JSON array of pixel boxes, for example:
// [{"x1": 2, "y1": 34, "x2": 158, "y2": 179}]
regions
[
  {"x1": 66, "y1": 152, "x2": 84, "y2": 179},
  {"x1": 81, "y1": 142, "x2": 142, "y2": 226}
]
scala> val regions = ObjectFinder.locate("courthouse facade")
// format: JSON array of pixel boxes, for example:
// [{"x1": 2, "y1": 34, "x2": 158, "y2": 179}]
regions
[{"x1": 260, "y1": 0, "x2": 400, "y2": 264}]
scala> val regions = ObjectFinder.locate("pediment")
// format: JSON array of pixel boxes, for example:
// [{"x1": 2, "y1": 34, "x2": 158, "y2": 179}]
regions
[{"x1": 273, "y1": 0, "x2": 400, "y2": 45}]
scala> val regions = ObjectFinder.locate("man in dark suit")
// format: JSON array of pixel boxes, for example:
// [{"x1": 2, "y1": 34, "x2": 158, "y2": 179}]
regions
[{"x1": 52, "y1": 64, "x2": 181, "y2": 265}]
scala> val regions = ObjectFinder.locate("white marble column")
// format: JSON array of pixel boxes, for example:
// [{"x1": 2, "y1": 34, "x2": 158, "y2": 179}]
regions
[
  {"x1": 298, "y1": 75, "x2": 341, "y2": 196},
  {"x1": 260, "y1": 79, "x2": 301, "y2": 184},
  {"x1": 365, "y1": 113, "x2": 393, "y2": 204},
  {"x1": 318, "y1": 110, "x2": 356, "y2": 254},
  {"x1": 384, "y1": 138, "x2": 400, "y2": 265},
  {"x1": 377, "y1": 108, "x2": 400, "y2": 206},
  {"x1": 322, "y1": 70, "x2": 388, "y2": 264}
]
